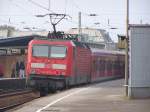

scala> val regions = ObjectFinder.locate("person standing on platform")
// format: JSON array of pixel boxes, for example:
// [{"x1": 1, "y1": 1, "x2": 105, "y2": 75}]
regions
[
  {"x1": 11, "y1": 62, "x2": 16, "y2": 78},
  {"x1": 0, "y1": 64, "x2": 4, "y2": 78},
  {"x1": 15, "y1": 61, "x2": 20, "y2": 77},
  {"x1": 19, "y1": 61, "x2": 25, "y2": 78}
]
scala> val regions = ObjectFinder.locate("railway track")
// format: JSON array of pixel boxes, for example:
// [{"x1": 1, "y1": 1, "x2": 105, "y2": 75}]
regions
[{"x1": 0, "y1": 89, "x2": 40, "y2": 111}]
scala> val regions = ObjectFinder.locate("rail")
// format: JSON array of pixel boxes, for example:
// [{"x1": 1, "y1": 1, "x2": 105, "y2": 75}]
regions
[{"x1": 0, "y1": 89, "x2": 40, "y2": 111}]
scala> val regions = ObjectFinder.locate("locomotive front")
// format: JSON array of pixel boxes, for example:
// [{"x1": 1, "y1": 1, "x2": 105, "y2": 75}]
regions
[{"x1": 26, "y1": 39, "x2": 73, "y2": 91}]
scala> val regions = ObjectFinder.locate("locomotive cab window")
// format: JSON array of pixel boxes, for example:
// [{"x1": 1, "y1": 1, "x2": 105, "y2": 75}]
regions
[
  {"x1": 32, "y1": 45, "x2": 49, "y2": 57},
  {"x1": 50, "y1": 46, "x2": 67, "y2": 58},
  {"x1": 32, "y1": 45, "x2": 67, "y2": 58}
]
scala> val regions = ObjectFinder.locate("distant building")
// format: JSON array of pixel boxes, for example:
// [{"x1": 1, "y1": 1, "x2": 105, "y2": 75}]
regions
[
  {"x1": 9, "y1": 30, "x2": 48, "y2": 37},
  {"x1": 68, "y1": 28, "x2": 116, "y2": 50},
  {"x1": 0, "y1": 30, "x2": 48, "y2": 38},
  {"x1": 0, "y1": 25, "x2": 48, "y2": 38},
  {"x1": 0, "y1": 25, "x2": 15, "y2": 38},
  {"x1": 0, "y1": 26, "x2": 117, "y2": 50}
]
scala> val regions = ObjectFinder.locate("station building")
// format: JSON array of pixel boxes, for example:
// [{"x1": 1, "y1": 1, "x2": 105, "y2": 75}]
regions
[
  {"x1": 0, "y1": 35, "x2": 42, "y2": 78},
  {"x1": 68, "y1": 28, "x2": 116, "y2": 50}
]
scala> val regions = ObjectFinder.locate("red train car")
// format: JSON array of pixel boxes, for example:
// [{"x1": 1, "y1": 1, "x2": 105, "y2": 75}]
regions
[
  {"x1": 26, "y1": 39, "x2": 91, "y2": 91},
  {"x1": 26, "y1": 38, "x2": 125, "y2": 91},
  {"x1": 91, "y1": 49, "x2": 125, "y2": 82}
]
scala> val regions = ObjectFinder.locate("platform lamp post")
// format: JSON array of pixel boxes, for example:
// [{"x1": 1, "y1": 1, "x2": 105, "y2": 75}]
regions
[
  {"x1": 78, "y1": 12, "x2": 81, "y2": 40},
  {"x1": 125, "y1": 0, "x2": 129, "y2": 97}
]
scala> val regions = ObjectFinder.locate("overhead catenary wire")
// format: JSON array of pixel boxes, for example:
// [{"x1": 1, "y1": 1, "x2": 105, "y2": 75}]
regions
[
  {"x1": 9, "y1": 0, "x2": 35, "y2": 16},
  {"x1": 1, "y1": 0, "x2": 55, "y2": 29},
  {"x1": 28, "y1": 0, "x2": 55, "y2": 13},
  {"x1": 64, "y1": 0, "x2": 68, "y2": 14},
  {"x1": 66, "y1": 1, "x2": 125, "y2": 30},
  {"x1": 2, "y1": 0, "x2": 147, "y2": 33},
  {"x1": 68, "y1": 0, "x2": 89, "y2": 16},
  {"x1": 0, "y1": 0, "x2": 37, "y2": 27}
]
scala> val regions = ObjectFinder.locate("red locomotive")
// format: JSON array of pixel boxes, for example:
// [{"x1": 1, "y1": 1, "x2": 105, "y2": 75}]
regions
[{"x1": 26, "y1": 38, "x2": 125, "y2": 91}]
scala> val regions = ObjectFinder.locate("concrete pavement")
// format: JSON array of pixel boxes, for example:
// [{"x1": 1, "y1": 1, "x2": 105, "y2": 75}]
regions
[{"x1": 9, "y1": 79, "x2": 150, "y2": 112}]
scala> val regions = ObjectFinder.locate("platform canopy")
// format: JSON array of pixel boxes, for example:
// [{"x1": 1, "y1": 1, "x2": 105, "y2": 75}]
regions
[{"x1": 0, "y1": 35, "x2": 44, "y2": 48}]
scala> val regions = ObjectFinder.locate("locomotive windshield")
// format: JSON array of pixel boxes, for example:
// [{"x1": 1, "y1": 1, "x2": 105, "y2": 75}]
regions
[
  {"x1": 32, "y1": 45, "x2": 67, "y2": 58},
  {"x1": 50, "y1": 46, "x2": 67, "y2": 58},
  {"x1": 32, "y1": 45, "x2": 49, "y2": 57}
]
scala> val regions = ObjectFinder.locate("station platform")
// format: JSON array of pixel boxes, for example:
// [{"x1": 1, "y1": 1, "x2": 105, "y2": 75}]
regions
[
  {"x1": 9, "y1": 79, "x2": 150, "y2": 112},
  {"x1": 0, "y1": 78, "x2": 26, "y2": 90}
]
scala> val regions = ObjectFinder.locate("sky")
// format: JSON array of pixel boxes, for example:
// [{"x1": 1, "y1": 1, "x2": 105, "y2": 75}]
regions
[{"x1": 0, "y1": 0, "x2": 150, "y2": 42}]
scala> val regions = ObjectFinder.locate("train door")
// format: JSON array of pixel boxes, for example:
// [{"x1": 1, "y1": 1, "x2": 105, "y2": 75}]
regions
[
  {"x1": 74, "y1": 47, "x2": 82, "y2": 84},
  {"x1": 67, "y1": 46, "x2": 77, "y2": 86},
  {"x1": 73, "y1": 47, "x2": 78, "y2": 85}
]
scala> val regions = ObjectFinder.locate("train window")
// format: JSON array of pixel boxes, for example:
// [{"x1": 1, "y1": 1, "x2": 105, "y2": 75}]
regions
[
  {"x1": 101, "y1": 60, "x2": 105, "y2": 71},
  {"x1": 32, "y1": 45, "x2": 49, "y2": 57},
  {"x1": 50, "y1": 46, "x2": 67, "y2": 58},
  {"x1": 93, "y1": 60, "x2": 97, "y2": 71}
]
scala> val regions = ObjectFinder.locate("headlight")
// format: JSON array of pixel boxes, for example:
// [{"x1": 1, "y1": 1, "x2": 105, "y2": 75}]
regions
[
  {"x1": 61, "y1": 71, "x2": 66, "y2": 75},
  {"x1": 52, "y1": 64, "x2": 66, "y2": 70},
  {"x1": 31, "y1": 63, "x2": 45, "y2": 68},
  {"x1": 30, "y1": 69, "x2": 36, "y2": 74}
]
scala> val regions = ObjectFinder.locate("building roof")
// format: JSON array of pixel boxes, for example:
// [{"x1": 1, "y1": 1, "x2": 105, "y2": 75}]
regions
[
  {"x1": 129, "y1": 24, "x2": 150, "y2": 28},
  {"x1": 0, "y1": 35, "x2": 43, "y2": 48}
]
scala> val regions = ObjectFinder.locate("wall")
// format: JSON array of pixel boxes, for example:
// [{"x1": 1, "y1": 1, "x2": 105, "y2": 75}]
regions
[
  {"x1": 0, "y1": 55, "x2": 26, "y2": 78},
  {"x1": 0, "y1": 29, "x2": 8, "y2": 38},
  {"x1": 129, "y1": 25, "x2": 150, "y2": 98}
]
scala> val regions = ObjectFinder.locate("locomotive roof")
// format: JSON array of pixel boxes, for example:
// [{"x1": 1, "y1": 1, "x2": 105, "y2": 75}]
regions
[
  {"x1": 0, "y1": 35, "x2": 43, "y2": 48},
  {"x1": 33, "y1": 37, "x2": 90, "y2": 49}
]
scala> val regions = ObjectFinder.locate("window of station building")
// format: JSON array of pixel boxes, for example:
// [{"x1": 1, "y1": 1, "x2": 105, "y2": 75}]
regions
[
  {"x1": 25, "y1": 49, "x2": 28, "y2": 54},
  {"x1": 0, "y1": 49, "x2": 7, "y2": 55},
  {"x1": 11, "y1": 49, "x2": 20, "y2": 54}
]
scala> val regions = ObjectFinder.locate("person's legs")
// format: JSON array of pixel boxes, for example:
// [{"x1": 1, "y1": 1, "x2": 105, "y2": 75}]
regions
[{"x1": 20, "y1": 69, "x2": 25, "y2": 78}]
